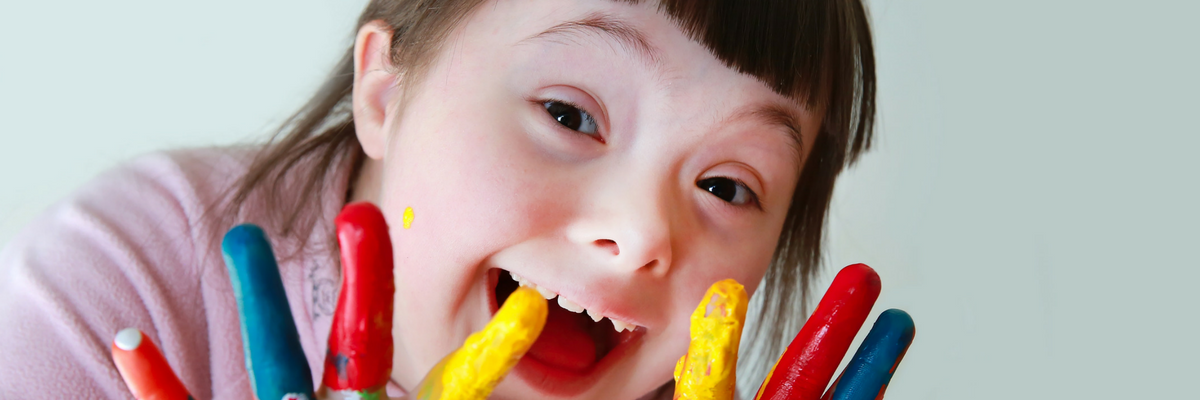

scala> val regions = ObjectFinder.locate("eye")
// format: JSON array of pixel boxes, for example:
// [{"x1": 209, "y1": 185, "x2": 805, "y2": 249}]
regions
[
  {"x1": 543, "y1": 100, "x2": 599, "y2": 136},
  {"x1": 697, "y1": 177, "x2": 759, "y2": 206}
]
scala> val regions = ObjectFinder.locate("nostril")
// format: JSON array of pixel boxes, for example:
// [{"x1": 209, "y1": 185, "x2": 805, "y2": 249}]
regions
[
  {"x1": 595, "y1": 239, "x2": 619, "y2": 256},
  {"x1": 642, "y1": 260, "x2": 658, "y2": 271}
]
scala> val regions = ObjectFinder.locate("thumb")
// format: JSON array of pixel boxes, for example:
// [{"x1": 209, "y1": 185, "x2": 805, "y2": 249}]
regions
[
  {"x1": 412, "y1": 286, "x2": 548, "y2": 400},
  {"x1": 673, "y1": 279, "x2": 750, "y2": 400}
]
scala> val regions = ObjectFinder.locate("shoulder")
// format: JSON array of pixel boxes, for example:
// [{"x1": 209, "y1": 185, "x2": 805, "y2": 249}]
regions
[
  {"x1": 0, "y1": 146, "x2": 263, "y2": 398},
  {"x1": 2, "y1": 146, "x2": 260, "y2": 271}
]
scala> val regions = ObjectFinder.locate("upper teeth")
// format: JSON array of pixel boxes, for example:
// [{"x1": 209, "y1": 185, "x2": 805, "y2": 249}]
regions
[{"x1": 510, "y1": 272, "x2": 639, "y2": 333}]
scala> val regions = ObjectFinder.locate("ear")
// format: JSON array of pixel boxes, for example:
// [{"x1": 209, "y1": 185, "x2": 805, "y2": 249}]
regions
[{"x1": 353, "y1": 20, "x2": 401, "y2": 160}]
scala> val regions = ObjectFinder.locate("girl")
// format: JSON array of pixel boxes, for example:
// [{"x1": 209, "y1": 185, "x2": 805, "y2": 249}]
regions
[{"x1": 0, "y1": 0, "x2": 876, "y2": 398}]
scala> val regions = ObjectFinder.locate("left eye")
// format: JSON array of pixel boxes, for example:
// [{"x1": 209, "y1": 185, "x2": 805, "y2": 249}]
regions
[
  {"x1": 697, "y1": 177, "x2": 758, "y2": 206},
  {"x1": 544, "y1": 100, "x2": 599, "y2": 136}
]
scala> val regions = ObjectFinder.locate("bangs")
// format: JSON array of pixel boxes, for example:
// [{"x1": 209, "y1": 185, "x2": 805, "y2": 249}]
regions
[{"x1": 634, "y1": 0, "x2": 876, "y2": 163}]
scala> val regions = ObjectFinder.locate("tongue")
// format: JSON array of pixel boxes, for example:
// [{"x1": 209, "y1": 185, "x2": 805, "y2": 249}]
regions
[{"x1": 525, "y1": 301, "x2": 598, "y2": 372}]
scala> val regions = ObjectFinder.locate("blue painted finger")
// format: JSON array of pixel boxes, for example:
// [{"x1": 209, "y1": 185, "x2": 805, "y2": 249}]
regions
[
  {"x1": 223, "y1": 224, "x2": 316, "y2": 400},
  {"x1": 827, "y1": 309, "x2": 914, "y2": 400}
]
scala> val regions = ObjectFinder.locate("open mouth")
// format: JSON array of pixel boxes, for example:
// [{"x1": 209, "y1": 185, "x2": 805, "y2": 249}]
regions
[{"x1": 487, "y1": 268, "x2": 645, "y2": 396}]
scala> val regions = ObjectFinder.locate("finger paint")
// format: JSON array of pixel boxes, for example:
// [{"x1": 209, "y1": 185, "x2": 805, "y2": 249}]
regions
[
  {"x1": 402, "y1": 207, "x2": 415, "y2": 229},
  {"x1": 322, "y1": 203, "x2": 395, "y2": 399},
  {"x1": 819, "y1": 374, "x2": 841, "y2": 400},
  {"x1": 673, "y1": 279, "x2": 749, "y2": 400},
  {"x1": 826, "y1": 309, "x2": 914, "y2": 400},
  {"x1": 223, "y1": 224, "x2": 316, "y2": 400},
  {"x1": 754, "y1": 263, "x2": 881, "y2": 400},
  {"x1": 416, "y1": 286, "x2": 548, "y2": 400},
  {"x1": 111, "y1": 328, "x2": 194, "y2": 400}
]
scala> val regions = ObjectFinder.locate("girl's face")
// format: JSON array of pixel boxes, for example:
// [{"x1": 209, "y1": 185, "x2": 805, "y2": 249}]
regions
[{"x1": 354, "y1": 0, "x2": 819, "y2": 398}]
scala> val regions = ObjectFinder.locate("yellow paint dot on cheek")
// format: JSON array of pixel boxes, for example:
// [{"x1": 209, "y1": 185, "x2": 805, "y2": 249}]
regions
[{"x1": 403, "y1": 207, "x2": 414, "y2": 229}]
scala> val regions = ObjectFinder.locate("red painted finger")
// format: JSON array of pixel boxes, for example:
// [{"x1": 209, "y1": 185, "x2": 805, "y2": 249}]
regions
[
  {"x1": 111, "y1": 328, "x2": 193, "y2": 400},
  {"x1": 754, "y1": 264, "x2": 881, "y2": 400},
  {"x1": 322, "y1": 202, "x2": 396, "y2": 397}
]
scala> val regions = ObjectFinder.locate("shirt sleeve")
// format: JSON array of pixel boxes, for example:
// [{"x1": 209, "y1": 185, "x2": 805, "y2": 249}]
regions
[{"x1": 0, "y1": 154, "x2": 214, "y2": 399}]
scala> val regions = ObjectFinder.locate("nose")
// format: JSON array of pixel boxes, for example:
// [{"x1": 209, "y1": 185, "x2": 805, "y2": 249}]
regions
[{"x1": 567, "y1": 177, "x2": 675, "y2": 278}]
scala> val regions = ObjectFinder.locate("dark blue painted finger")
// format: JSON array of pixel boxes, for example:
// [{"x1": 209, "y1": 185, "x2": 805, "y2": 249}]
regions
[
  {"x1": 827, "y1": 309, "x2": 914, "y2": 400},
  {"x1": 223, "y1": 224, "x2": 316, "y2": 400}
]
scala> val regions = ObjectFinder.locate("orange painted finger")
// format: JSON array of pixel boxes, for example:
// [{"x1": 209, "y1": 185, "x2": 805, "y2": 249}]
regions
[
  {"x1": 673, "y1": 279, "x2": 749, "y2": 400},
  {"x1": 111, "y1": 328, "x2": 193, "y2": 400}
]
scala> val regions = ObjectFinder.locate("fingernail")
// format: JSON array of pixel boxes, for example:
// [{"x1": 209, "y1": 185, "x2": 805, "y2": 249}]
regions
[{"x1": 111, "y1": 328, "x2": 193, "y2": 400}]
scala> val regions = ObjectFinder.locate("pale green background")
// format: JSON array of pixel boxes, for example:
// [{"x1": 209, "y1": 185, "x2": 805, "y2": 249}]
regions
[{"x1": 2, "y1": 1, "x2": 1197, "y2": 398}]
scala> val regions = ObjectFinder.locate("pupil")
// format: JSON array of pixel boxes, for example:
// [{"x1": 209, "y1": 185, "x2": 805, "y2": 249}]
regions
[
  {"x1": 547, "y1": 102, "x2": 582, "y2": 130},
  {"x1": 699, "y1": 178, "x2": 737, "y2": 202}
]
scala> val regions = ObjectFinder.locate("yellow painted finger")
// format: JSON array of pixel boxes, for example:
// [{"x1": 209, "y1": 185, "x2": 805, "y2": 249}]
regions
[
  {"x1": 416, "y1": 286, "x2": 548, "y2": 400},
  {"x1": 673, "y1": 279, "x2": 749, "y2": 400}
]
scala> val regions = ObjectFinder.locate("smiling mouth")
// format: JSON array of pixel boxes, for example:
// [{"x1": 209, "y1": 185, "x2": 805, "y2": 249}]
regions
[{"x1": 487, "y1": 268, "x2": 645, "y2": 396}]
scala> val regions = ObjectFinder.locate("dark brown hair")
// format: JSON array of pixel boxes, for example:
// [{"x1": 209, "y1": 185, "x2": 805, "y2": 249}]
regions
[{"x1": 226, "y1": 0, "x2": 874, "y2": 395}]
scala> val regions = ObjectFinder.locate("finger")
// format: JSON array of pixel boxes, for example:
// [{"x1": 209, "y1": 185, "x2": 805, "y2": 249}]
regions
[
  {"x1": 223, "y1": 224, "x2": 316, "y2": 400},
  {"x1": 323, "y1": 203, "x2": 396, "y2": 399},
  {"x1": 754, "y1": 263, "x2": 880, "y2": 400},
  {"x1": 673, "y1": 279, "x2": 749, "y2": 400},
  {"x1": 414, "y1": 286, "x2": 548, "y2": 400},
  {"x1": 111, "y1": 328, "x2": 193, "y2": 400},
  {"x1": 824, "y1": 309, "x2": 914, "y2": 400}
]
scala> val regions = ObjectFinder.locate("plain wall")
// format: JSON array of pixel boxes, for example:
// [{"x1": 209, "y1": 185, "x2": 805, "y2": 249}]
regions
[{"x1": 2, "y1": 1, "x2": 1197, "y2": 398}]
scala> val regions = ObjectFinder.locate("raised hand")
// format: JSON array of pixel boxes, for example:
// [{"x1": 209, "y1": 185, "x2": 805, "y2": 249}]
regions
[
  {"x1": 112, "y1": 202, "x2": 549, "y2": 400},
  {"x1": 673, "y1": 264, "x2": 915, "y2": 400}
]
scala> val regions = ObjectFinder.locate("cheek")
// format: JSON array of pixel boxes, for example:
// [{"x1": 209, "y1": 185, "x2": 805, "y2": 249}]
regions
[
  {"x1": 372, "y1": 85, "x2": 567, "y2": 322},
  {"x1": 679, "y1": 230, "x2": 779, "y2": 299}
]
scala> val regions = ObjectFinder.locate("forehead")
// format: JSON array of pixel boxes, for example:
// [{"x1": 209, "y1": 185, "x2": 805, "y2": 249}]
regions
[{"x1": 450, "y1": 0, "x2": 817, "y2": 161}]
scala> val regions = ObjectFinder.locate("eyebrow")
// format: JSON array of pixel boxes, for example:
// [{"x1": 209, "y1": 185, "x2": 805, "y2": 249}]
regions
[
  {"x1": 521, "y1": 12, "x2": 664, "y2": 69},
  {"x1": 735, "y1": 102, "x2": 806, "y2": 165}
]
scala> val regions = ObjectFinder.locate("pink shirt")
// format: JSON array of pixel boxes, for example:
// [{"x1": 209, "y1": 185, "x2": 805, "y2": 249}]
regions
[{"x1": 0, "y1": 147, "x2": 406, "y2": 398}]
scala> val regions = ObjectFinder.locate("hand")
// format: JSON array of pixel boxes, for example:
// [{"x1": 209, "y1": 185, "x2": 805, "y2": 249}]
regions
[
  {"x1": 673, "y1": 264, "x2": 915, "y2": 400},
  {"x1": 112, "y1": 202, "x2": 549, "y2": 400}
]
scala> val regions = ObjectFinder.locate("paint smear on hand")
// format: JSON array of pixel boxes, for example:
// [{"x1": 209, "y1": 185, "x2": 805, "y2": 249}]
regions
[
  {"x1": 223, "y1": 224, "x2": 316, "y2": 400},
  {"x1": 825, "y1": 309, "x2": 914, "y2": 400},
  {"x1": 416, "y1": 287, "x2": 548, "y2": 400},
  {"x1": 111, "y1": 328, "x2": 193, "y2": 400},
  {"x1": 673, "y1": 279, "x2": 749, "y2": 400},
  {"x1": 322, "y1": 202, "x2": 396, "y2": 398},
  {"x1": 403, "y1": 207, "x2": 414, "y2": 229},
  {"x1": 754, "y1": 263, "x2": 880, "y2": 400}
]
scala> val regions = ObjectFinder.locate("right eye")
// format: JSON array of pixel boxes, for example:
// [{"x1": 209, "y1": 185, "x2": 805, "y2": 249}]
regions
[{"x1": 543, "y1": 100, "x2": 600, "y2": 137}]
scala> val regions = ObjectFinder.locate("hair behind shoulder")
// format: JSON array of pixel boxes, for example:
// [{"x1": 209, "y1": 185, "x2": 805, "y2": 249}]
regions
[{"x1": 224, "y1": 1, "x2": 875, "y2": 396}]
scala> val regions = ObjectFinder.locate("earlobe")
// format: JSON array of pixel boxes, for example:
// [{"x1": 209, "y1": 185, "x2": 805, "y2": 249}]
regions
[{"x1": 352, "y1": 20, "x2": 400, "y2": 160}]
